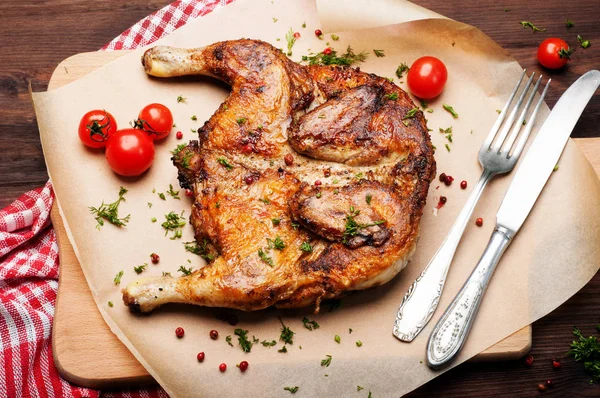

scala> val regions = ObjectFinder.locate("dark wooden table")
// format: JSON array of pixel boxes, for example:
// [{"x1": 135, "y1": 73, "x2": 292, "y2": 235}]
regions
[{"x1": 1, "y1": 0, "x2": 598, "y2": 396}]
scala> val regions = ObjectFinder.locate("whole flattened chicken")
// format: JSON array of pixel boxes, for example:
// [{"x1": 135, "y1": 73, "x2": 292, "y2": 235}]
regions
[{"x1": 122, "y1": 39, "x2": 435, "y2": 313}]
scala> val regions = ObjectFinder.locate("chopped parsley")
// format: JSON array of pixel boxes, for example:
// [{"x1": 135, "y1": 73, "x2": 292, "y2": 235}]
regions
[
  {"x1": 342, "y1": 206, "x2": 385, "y2": 244},
  {"x1": 300, "y1": 241, "x2": 313, "y2": 253},
  {"x1": 261, "y1": 340, "x2": 277, "y2": 347},
  {"x1": 445, "y1": 143, "x2": 451, "y2": 152},
  {"x1": 365, "y1": 194, "x2": 372, "y2": 205},
  {"x1": 443, "y1": 104, "x2": 459, "y2": 118},
  {"x1": 234, "y1": 328, "x2": 254, "y2": 352},
  {"x1": 258, "y1": 248, "x2": 274, "y2": 266},
  {"x1": 271, "y1": 217, "x2": 281, "y2": 226},
  {"x1": 334, "y1": 335, "x2": 341, "y2": 344},
  {"x1": 284, "y1": 386, "x2": 299, "y2": 394},
  {"x1": 217, "y1": 157, "x2": 234, "y2": 170},
  {"x1": 180, "y1": 151, "x2": 193, "y2": 169},
  {"x1": 395, "y1": 62, "x2": 410, "y2": 79},
  {"x1": 349, "y1": 328, "x2": 353, "y2": 334},
  {"x1": 177, "y1": 265, "x2": 193, "y2": 276},
  {"x1": 553, "y1": 164, "x2": 559, "y2": 172},
  {"x1": 331, "y1": 34, "x2": 339, "y2": 41},
  {"x1": 89, "y1": 187, "x2": 130, "y2": 229},
  {"x1": 177, "y1": 95, "x2": 186, "y2": 103},
  {"x1": 316, "y1": 192, "x2": 322, "y2": 199},
  {"x1": 157, "y1": 192, "x2": 166, "y2": 200},
  {"x1": 357, "y1": 386, "x2": 364, "y2": 391},
  {"x1": 373, "y1": 49, "x2": 385, "y2": 57},
  {"x1": 225, "y1": 335, "x2": 233, "y2": 347},
  {"x1": 267, "y1": 236, "x2": 285, "y2": 250},
  {"x1": 259, "y1": 197, "x2": 271, "y2": 204},
  {"x1": 356, "y1": 340, "x2": 363, "y2": 347},
  {"x1": 162, "y1": 272, "x2": 171, "y2": 277},
  {"x1": 279, "y1": 318, "x2": 295, "y2": 345},
  {"x1": 568, "y1": 326, "x2": 600, "y2": 384},
  {"x1": 171, "y1": 144, "x2": 187, "y2": 155},
  {"x1": 384, "y1": 92, "x2": 399, "y2": 101},
  {"x1": 166, "y1": 184, "x2": 180, "y2": 199},
  {"x1": 272, "y1": 17, "x2": 278, "y2": 23},
  {"x1": 133, "y1": 263, "x2": 147, "y2": 274},
  {"x1": 184, "y1": 240, "x2": 215, "y2": 261},
  {"x1": 161, "y1": 211, "x2": 186, "y2": 239},
  {"x1": 113, "y1": 270, "x2": 124, "y2": 285},
  {"x1": 301, "y1": 46, "x2": 368, "y2": 66},
  {"x1": 402, "y1": 107, "x2": 419, "y2": 119},
  {"x1": 151, "y1": 217, "x2": 157, "y2": 223},
  {"x1": 191, "y1": 115, "x2": 197, "y2": 121},
  {"x1": 566, "y1": 19, "x2": 574, "y2": 28},
  {"x1": 578, "y1": 35, "x2": 591, "y2": 49},
  {"x1": 147, "y1": 202, "x2": 152, "y2": 208},
  {"x1": 320, "y1": 354, "x2": 332, "y2": 367},
  {"x1": 520, "y1": 21, "x2": 545, "y2": 32},
  {"x1": 108, "y1": 301, "x2": 114, "y2": 307},
  {"x1": 285, "y1": 28, "x2": 297, "y2": 56},
  {"x1": 236, "y1": 117, "x2": 246, "y2": 125},
  {"x1": 302, "y1": 317, "x2": 319, "y2": 331},
  {"x1": 355, "y1": 172, "x2": 364, "y2": 180},
  {"x1": 278, "y1": 346, "x2": 288, "y2": 353}
]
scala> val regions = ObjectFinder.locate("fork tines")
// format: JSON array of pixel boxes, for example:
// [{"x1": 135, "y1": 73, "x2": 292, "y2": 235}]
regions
[{"x1": 482, "y1": 70, "x2": 551, "y2": 159}]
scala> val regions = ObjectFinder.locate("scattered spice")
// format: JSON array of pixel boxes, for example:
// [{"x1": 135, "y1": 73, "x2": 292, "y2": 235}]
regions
[
  {"x1": 439, "y1": 173, "x2": 448, "y2": 183},
  {"x1": 176, "y1": 131, "x2": 183, "y2": 140},
  {"x1": 314, "y1": 180, "x2": 322, "y2": 186},
  {"x1": 545, "y1": 379, "x2": 554, "y2": 388},
  {"x1": 197, "y1": 352, "x2": 205, "y2": 362},
  {"x1": 552, "y1": 358, "x2": 561, "y2": 369},
  {"x1": 315, "y1": 29, "x2": 323, "y2": 37},
  {"x1": 302, "y1": 46, "x2": 368, "y2": 66},
  {"x1": 284, "y1": 153, "x2": 294, "y2": 166},
  {"x1": 175, "y1": 327, "x2": 185, "y2": 338},
  {"x1": 133, "y1": 263, "x2": 147, "y2": 274},
  {"x1": 520, "y1": 21, "x2": 546, "y2": 32},
  {"x1": 89, "y1": 187, "x2": 130, "y2": 229},
  {"x1": 238, "y1": 361, "x2": 249, "y2": 372},
  {"x1": 476, "y1": 217, "x2": 483, "y2": 227},
  {"x1": 284, "y1": 386, "x2": 299, "y2": 394},
  {"x1": 185, "y1": 189, "x2": 193, "y2": 197},
  {"x1": 436, "y1": 196, "x2": 447, "y2": 210},
  {"x1": 460, "y1": 180, "x2": 467, "y2": 189},
  {"x1": 443, "y1": 104, "x2": 459, "y2": 118},
  {"x1": 373, "y1": 49, "x2": 385, "y2": 57},
  {"x1": 395, "y1": 62, "x2": 410, "y2": 79},
  {"x1": 537, "y1": 383, "x2": 547, "y2": 392},
  {"x1": 113, "y1": 270, "x2": 124, "y2": 285},
  {"x1": 443, "y1": 175, "x2": 454, "y2": 186},
  {"x1": 219, "y1": 363, "x2": 227, "y2": 372},
  {"x1": 321, "y1": 354, "x2": 332, "y2": 367},
  {"x1": 210, "y1": 329, "x2": 219, "y2": 340}
]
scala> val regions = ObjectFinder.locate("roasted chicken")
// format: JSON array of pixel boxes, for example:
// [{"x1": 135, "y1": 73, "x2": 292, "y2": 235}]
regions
[{"x1": 123, "y1": 39, "x2": 435, "y2": 312}]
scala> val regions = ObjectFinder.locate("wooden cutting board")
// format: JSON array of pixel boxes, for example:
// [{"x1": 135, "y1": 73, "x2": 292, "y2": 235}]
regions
[{"x1": 49, "y1": 51, "x2": 600, "y2": 389}]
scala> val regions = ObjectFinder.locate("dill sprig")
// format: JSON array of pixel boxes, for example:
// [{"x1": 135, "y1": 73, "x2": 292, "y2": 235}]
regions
[
  {"x1": 279, "y1": 318, "x2": 295, "y2": 345},
  {"x1": 234, "y1": 328, "x2": 254, "y2": 353},
  {"x1": 178, "y1": 265, "x2": 194, "y2": 276},
  {"x1": 166, "y1": 184, "x2": 180, "y2": 199},
  {"x1": 302, "y1": 317, "x2": 320, "y2": 331},
  {"x1": 285, "y1": 28, "x2": 296, "y2": 56},
  {"x1": 395, "y1": 62, "x2": 410, "y2": 79},
  {"x1": 342, "y1": 206, "x2": 385, "y2": 244},
  {"x1": 89, "y1": 187, "x2": 130, "y2": 229},
  {"x1": 184, "y1": 240, "x2": 215, "y2": 261},
  {"x1": 301, "y1": 46, "x2": 368, "y2": 66},
  {"x1": 162, "y1": 211, "x2": 186, "y2": 239},
  {"x1": 568, "y1": 326, "x2": 600, "y2": 384}
]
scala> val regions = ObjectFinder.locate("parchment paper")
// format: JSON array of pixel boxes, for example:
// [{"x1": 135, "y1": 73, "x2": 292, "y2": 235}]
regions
[{"x1": 32, "y1": 0, "x2": 600, "y2": 396}]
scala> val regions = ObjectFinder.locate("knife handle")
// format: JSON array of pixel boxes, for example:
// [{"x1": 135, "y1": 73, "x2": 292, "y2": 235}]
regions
[
  {"x1": 393, "y1": 170, "x2": 494, "y2": 342},
  {"x1": 426, "y1": 225, "x2": 512, "y2": 368}
]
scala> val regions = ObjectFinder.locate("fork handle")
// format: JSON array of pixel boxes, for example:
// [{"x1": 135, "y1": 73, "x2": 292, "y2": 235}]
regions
[
  {"x1": 426, "y1": 225, "x2": 512, "y2": 368},
  {"x1": 393, "y1": 169, "x2": 494, "y2": 342}
]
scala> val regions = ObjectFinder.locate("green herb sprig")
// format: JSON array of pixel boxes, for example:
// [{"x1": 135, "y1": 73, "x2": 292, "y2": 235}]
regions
[{"x1": 89, "y1": 187, "x2": 130, "y2": 229}]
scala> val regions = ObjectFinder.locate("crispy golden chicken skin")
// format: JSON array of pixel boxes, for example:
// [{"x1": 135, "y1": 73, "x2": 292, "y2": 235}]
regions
[{"x1": 123, "y1": 39, "x2": 435, "y2": 313}]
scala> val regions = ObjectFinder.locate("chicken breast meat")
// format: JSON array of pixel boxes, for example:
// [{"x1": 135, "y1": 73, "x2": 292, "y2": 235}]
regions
[{"x1": 123, "y1": 39, "x2": 435, "y2": 313}]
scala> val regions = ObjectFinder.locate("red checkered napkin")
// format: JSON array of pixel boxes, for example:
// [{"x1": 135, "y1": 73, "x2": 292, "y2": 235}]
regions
[{"x1": 0, "y1": 1, "x2": 234, "y2": 396}]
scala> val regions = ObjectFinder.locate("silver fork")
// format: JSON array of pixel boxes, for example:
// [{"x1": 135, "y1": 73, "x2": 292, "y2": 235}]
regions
[{"x1": 393, "y1": 70, "x2": 550, "y2": 342}]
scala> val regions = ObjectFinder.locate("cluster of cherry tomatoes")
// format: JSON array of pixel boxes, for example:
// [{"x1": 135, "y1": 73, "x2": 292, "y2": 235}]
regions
[{"x1": 78, "y1": 103, "x2": 174, "y2": 176}]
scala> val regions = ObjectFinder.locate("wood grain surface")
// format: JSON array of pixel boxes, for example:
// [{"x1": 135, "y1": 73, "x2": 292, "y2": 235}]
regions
[
  {"x1": 1, "y1": 0, "x2": 599, "y2": 396},
  {"x1": 48, "y1": 50, "x2": 534, "y2": 389}
]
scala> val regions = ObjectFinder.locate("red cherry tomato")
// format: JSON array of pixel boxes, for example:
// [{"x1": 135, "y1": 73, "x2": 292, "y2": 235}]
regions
[
  {"x1": 407, "y1": 56, "x2": 448, "y2": 99},
  {"x1": 537, "y1": 38, "x2": 572, "y2": 69},
  {"x1": 78, "y1": 110, "x2": 117, "y2": 148},
  {"x1": 105, "y1": 129, "x2": 155, "y2": 176},
  {"x1": 135, "y1": 103, "x2": 173, "y2": 140}
]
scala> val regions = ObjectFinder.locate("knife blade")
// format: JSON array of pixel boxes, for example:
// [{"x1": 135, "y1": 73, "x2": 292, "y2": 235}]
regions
[
  {"x1": 426, "y1": 70, "x2": 600, "y2": 369},
  {"x1": 497, "y1": 70, "x2": 600, "y2": 236}
]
